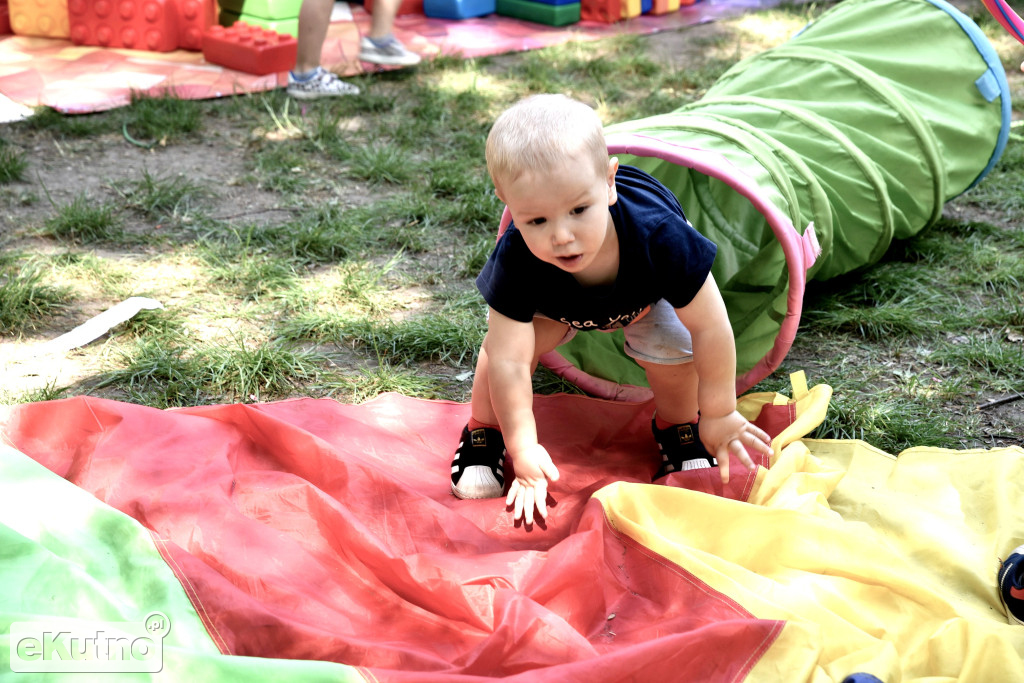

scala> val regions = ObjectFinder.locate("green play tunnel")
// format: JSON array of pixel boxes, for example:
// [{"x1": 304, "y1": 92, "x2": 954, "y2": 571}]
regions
[{"x1": 532, "y1": 0, "x2": 1011, "y2": 398}]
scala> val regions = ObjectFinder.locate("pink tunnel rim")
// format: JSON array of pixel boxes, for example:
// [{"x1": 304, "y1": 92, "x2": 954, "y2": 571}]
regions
[{"x1": 496, "y1": 132, "x2": 816, "y2": 398}]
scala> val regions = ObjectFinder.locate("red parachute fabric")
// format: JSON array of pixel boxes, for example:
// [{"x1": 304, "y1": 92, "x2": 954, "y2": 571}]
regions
[{"x1": 5, "y1": 393, "x2": 781, "y2": 681}]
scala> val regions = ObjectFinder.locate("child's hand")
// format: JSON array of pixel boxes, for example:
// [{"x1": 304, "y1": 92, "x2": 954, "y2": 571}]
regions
[
  {"x1": 698, "y1": 412, "x2": 773, "y2": 484},
  {"x1": 505, "y1": 443, "x2": 560, "y2": 525}
]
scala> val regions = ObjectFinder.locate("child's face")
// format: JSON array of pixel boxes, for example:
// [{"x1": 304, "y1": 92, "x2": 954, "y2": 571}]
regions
[{"x1": 496, "y1": 154, "x2": 620, "y2": 283}]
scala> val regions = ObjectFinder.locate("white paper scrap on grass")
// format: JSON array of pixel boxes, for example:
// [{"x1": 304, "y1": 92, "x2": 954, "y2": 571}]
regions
[{"x1": 37, "y1": 297, "x2": 164, "y2": 355}]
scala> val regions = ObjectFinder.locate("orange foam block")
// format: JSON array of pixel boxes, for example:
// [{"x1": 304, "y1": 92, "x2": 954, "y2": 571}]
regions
[
  {"x1": 649, "y1": 0, "x2": 678, "y2": 14},
  {"x1": 202, "y1": 22, "x2": 297, "y2": 75},
  {"x1": 9, "y1": 0, "x2": 69, "y2": 38},
  {"x1": 68, "y1": 0, "x2": 178, "y2": 51}
]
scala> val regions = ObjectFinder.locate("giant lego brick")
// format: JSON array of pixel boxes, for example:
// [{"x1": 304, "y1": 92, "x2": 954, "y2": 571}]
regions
[
  {"x1": 202, "y1": 21, "x2": 297, "y2": 74},
  {"x1": 580, "y1": 0, "x2": 617, "y2": 22},
  {"x1": 68, "y1": 0, "x2": 178, "y2": 51},
  {"x1": 177, "y1": 0, "x2": 216, "y2": 51},
  {"x1": 9, "y1": 0, "x2": 69, "y2": 38}
]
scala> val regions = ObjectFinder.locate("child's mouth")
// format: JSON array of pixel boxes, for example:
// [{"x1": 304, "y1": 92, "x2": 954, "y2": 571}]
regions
[{"x1": 556, "y1": 254, "x2": 583, "y2": 268}]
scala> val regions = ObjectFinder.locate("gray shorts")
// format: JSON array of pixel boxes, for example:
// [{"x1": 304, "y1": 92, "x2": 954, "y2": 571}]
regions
[{"x1": 550, "y1": 299, "x2": 694, "y2": 365}]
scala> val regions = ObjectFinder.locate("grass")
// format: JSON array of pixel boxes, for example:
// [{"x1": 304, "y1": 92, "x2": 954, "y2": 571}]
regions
[
  {"x1": 1, "y1": 0, "x2": 1022, "y2": 456},
  {"x1": 0, "y1": 259, "x2": 73, "y2": 333},
  {"x1": 41, "y1": 193, "x2": 123, "y2": 243},
  {"x1": 0, "y1": 140, "x2": 28, "y2": 183}
]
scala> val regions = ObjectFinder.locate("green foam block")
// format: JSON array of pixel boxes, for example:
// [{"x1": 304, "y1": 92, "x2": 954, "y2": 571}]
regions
[{"x1": 495, "y1": 0, "x2": 580, "y2": 26}]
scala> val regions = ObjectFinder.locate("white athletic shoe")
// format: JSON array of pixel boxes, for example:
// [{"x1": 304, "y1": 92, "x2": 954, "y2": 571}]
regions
[
  {"x1": 287, "y1": 67, "x2": 360, "y2": 99},
  {"x1": 359, "y1": 35, "x2": 422, "y2": 67}
]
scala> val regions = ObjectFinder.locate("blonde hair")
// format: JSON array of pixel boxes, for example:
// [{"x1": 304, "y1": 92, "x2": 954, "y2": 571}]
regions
[{"x1": 486, "y1": 94, "x2": 608, "y2": 190}]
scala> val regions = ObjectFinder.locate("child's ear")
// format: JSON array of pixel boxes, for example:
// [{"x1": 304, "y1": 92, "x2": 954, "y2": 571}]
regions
[
  {"x1": 493, "y1": 186, "x2": 505, "y2": 203},
  {"x1": 606, "y1": 157, "x2": 619, "y2": 206}
]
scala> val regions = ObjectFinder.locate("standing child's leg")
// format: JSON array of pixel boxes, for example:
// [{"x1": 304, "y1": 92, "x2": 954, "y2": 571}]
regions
[
  {"x1": 640, "y1": 360, "x2": 717, "y2": 477},
  {"x1": 624, "y1": 300, "x2": 716, "y2": 478},
  {"x1": 451, "y1": 317, "x2": 571, "y2": 499}
]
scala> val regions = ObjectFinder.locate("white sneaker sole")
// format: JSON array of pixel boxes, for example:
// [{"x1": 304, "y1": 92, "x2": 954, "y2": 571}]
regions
[
  {"x1": 359, "y1": 52, "x2": 422, "y2": 67},
  {"x1": 286, "y1": 87, "x2": 360, "y2": 99}
]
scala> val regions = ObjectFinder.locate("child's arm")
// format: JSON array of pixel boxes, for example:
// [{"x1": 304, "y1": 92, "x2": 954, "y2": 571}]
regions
[
  {"x1": 675, "y1": 274, "x2": 773, "y2": 482},
  {"x1": 483, "y1": 308, "x2": 560, "y2": 523}
]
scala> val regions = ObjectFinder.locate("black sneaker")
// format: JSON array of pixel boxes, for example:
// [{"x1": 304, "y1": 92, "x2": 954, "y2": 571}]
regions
[
  {"x1": 651, "y1": 418, "x2": 716, "y2": 479},
  {"x1": 998, "y1": 544, "x2": 1024, "y2": 625},
  {"x1": 451, "y1": 425, "x2": 506, "y2": 499}
]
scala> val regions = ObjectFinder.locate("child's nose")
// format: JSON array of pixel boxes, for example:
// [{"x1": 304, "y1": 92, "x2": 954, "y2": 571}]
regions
[{"x1": 551, "y1": 222, "x2": 573, "y2": 246}]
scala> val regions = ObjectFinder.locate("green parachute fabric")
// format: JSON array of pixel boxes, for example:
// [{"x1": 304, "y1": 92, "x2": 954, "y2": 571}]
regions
[{"x1": 530, "y1": 0, "x2": 1011, "y2": 398}]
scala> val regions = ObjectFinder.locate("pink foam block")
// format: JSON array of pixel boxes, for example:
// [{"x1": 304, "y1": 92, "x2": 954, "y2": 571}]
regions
[
  {"x1": 68, "y1": 0, "x2": 179, "y2": 52},
  {"x1": 202, "y1": 22, "x2": 297, "y2": 75}
]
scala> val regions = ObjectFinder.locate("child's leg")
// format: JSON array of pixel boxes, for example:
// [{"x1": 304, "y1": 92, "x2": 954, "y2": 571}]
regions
[
  {"x1": 625, "y1": 300, "x2": 715, "y2": 477},
  {"x1": 636, "y1": 360, "x2": 699, "y2": 426},
  {"x1": 469, "y1": 316, "x2": 572, "y2": 427},
  {"x1": 640, "y1": 360, "x2": 716, "y2": 476},
  {"x1": 453, "y1": 317, "x2": 570, "y2": 499}
]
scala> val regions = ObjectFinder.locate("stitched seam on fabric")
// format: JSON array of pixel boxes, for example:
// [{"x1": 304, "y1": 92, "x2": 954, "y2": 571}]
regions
[
  {"x1": 734, "y1": 619, "x2": 787, "y2": 682},
  {"x1": 150, "y1": 532, "x2": 231, "y2": 654}
]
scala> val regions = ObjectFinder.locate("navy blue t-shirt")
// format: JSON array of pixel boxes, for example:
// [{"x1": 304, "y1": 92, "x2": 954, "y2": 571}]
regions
[{"x1": 476, "y1": 165, "x2": 716, "y2": 330}]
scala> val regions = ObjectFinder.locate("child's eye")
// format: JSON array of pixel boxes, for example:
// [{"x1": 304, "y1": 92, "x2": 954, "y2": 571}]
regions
[
  {"x1": 527, "y1": 217, "x2": 546, "y2": 226},
  {"x1": 571, "y1": 206, "x2": 587, "y2": 215}
]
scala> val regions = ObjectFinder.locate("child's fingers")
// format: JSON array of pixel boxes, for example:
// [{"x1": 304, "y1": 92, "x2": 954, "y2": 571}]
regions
[
  {"x1": 735, "y1": 438, "x2": 757, "y2": 470},
  {"x1": 718, "y1": 445, "x2": 732, "y2": 484},
  {"x1": 512, "y1": 485, "x2": 526, "y2": 522},
  {"x1": 523, "y1": 487, "x2": 536, "y2": 525},
  {"x1": 750, "y1": 424, "x2": 772, "y2": 447},
  {"x1": 533, "y1": 482, "x2": 549, "y2": 521},
  {"x1": 505, "y1": 480, "x2": 519, "y2": 508}
]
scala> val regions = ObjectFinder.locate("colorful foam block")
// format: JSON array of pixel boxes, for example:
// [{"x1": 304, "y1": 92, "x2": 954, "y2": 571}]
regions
[
  {"x1": 9, "y1": 0, "x2": 69, "y2": 38},
  {"x1": 580, "y1": 0, "x2": 617, "y2": 22},
  {"x1": 649, "y1": 0, "x2": 679, "y2": 15},
  {"x1": 177, "y1": 0, "x2": 216, "y2": 51},
  {"x1": 218, "y1": 10, "x2": 296, "y2": 38},
  {"x1": 68, "y1": 0, "x2": 178, "y2": 51},
  {"x1": 423, "y1": 0, "x2": 494, "y2": 19},
  {"x1": 217, "y1": 0, "x2": 300, "y2": 20},
  {"x1": 496, "y1": 0, "x2": 578, "y2": 25},
  {"x1": 202, "y1": 21, "x2": 297, "y2": 74},
  {"x1": 0, "y1": 0, "x2": 10, "y2": 35}
]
